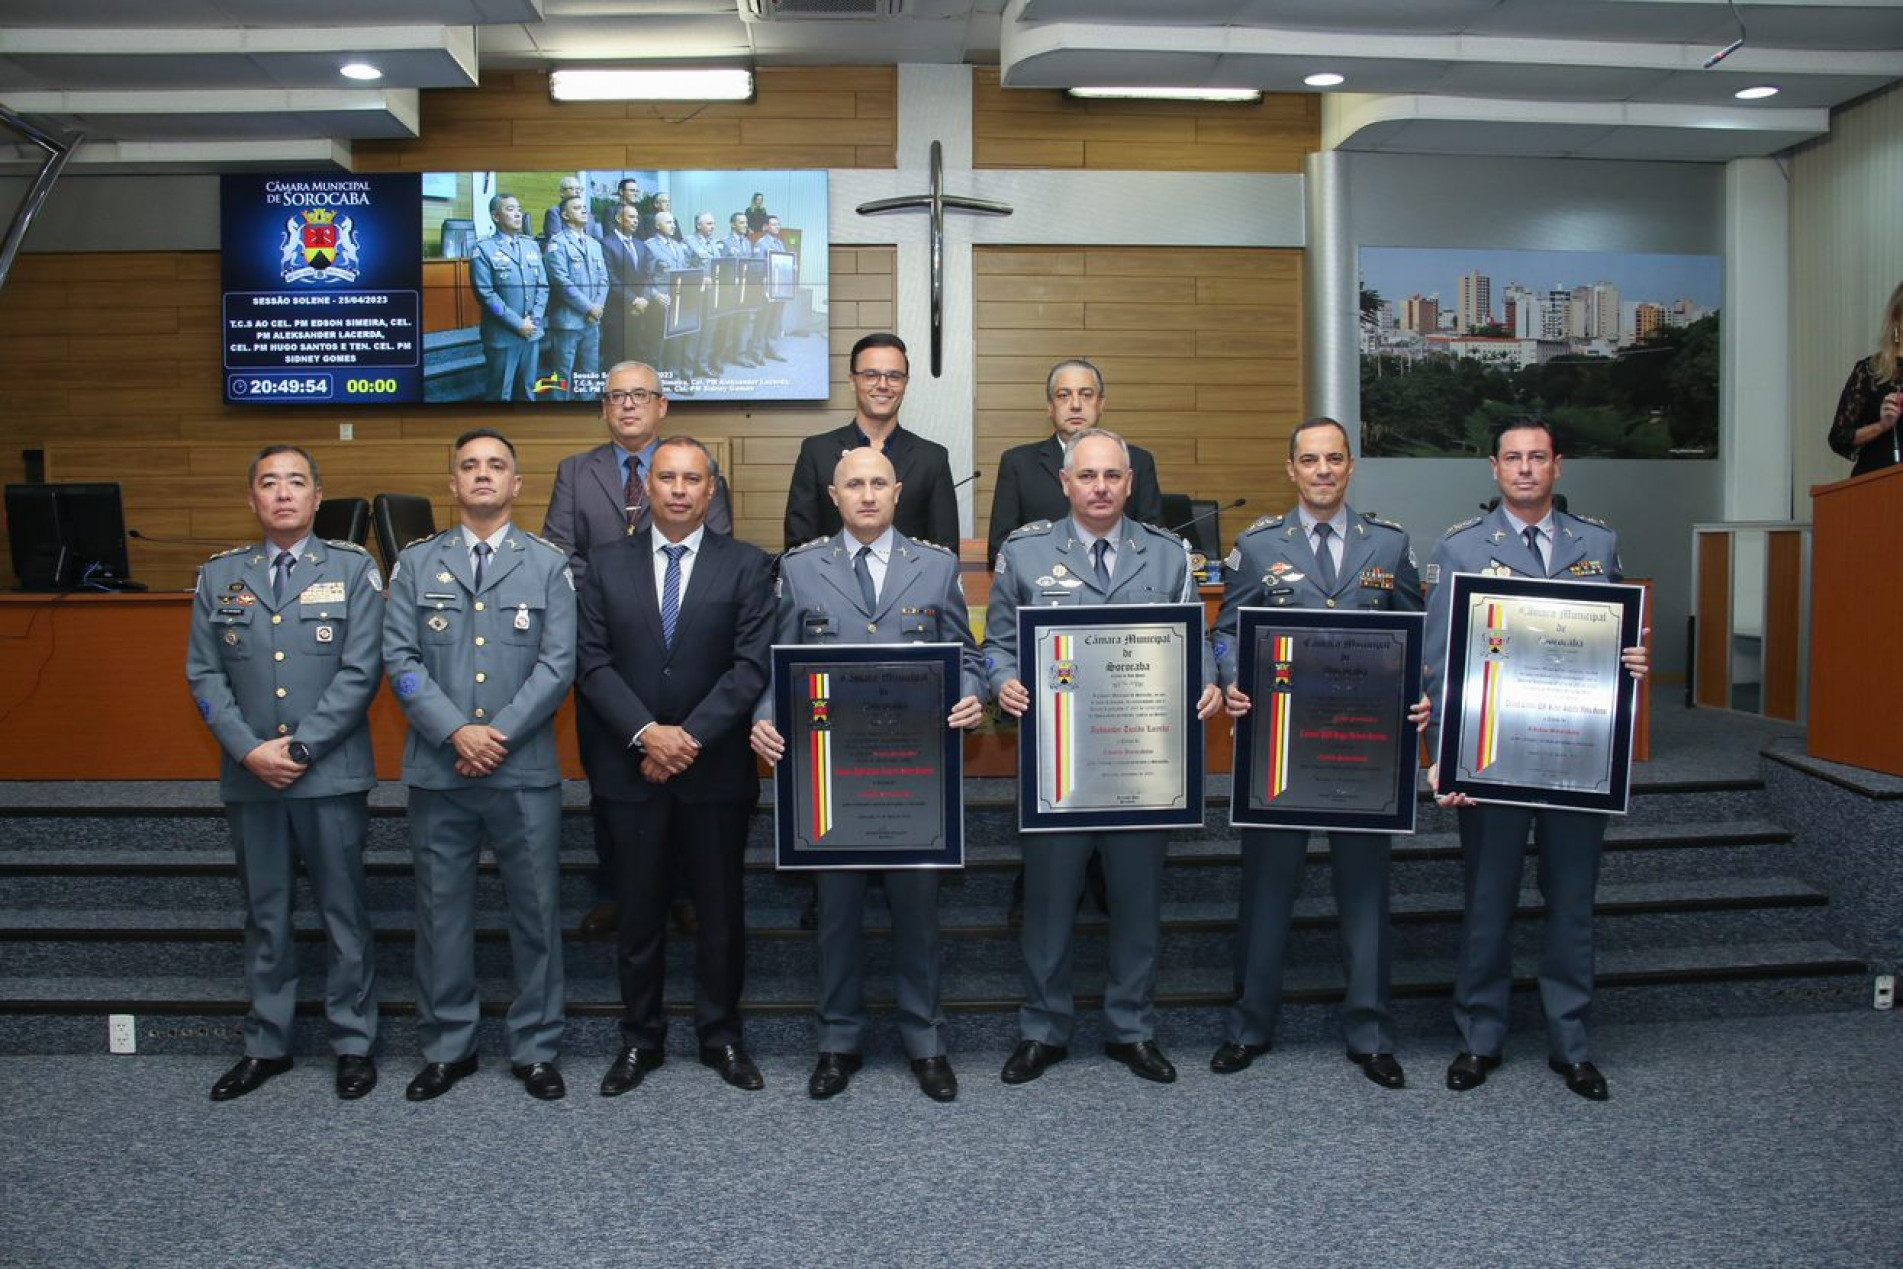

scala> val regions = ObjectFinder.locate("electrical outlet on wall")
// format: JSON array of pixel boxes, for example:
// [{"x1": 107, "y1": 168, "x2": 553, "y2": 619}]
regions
[
  {"x1": 108, "y1": 1014, "x2": 137, "y2": 1054},
  {"x1": 1875, "y1": 974, "x2": 1895, "y2": 1010}
]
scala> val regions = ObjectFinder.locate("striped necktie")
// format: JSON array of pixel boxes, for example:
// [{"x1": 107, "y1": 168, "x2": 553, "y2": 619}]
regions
[{"x1": 660, "y1": 544, "x2": 686, "y2": 646}]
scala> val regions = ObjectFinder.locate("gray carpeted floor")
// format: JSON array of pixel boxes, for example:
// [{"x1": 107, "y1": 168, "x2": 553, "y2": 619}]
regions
[{"x1": 3, "y1": 1009, "x2": 1896, "y2": 1268}]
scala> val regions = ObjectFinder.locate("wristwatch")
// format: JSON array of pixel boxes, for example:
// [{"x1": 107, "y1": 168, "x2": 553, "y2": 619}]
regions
[{"x1": 286, "y1": 740, "x2": 312, "y2": 766}]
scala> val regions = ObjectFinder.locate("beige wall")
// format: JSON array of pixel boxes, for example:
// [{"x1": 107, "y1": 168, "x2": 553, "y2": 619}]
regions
[{"x1": 1790, "y1": 82, "x2": 1903, "y2": 511}]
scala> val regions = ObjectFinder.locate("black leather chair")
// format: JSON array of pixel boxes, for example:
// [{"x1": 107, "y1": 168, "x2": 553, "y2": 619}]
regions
[
  {"x1": 312, "y1": 496, "x2": 370, "y2": 546},
  {"x1": 372, "y1": 493, "x2": 437, "y2": 568}
]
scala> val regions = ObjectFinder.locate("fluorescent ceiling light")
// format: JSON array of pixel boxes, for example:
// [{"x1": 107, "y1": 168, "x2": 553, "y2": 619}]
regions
[
  {"x1": 549, "y1": 68, "x2": 755, "y2": 103},
  {"x1": 1066, "y1": 87, "x2": 1262, "y2": 103},
  {"x1": 339, "y1": 62, "x2": 382, "y2": 81},
  {"x1": 1734, "y1": 85, "x2": 1780, "y2": 100},
  {"x1": 1303, "y1": 73, "x2": 1345, "y2": 88}
]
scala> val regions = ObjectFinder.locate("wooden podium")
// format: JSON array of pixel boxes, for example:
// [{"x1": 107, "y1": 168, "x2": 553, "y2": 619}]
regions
[{"x1": 1809, "y1": 464, "x2": 1903, "y2": 775}]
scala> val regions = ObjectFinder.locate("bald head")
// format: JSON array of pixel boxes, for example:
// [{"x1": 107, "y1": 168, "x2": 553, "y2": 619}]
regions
[{"x1": 829, "y1": 447, "x2": 903, "y2": 544}]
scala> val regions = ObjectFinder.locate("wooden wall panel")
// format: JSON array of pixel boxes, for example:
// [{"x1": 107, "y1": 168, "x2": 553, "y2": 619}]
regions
[
  {"x1": 0, "y1": 248, "x2": 892, "y2": 588},
  {"x1": 1762, "y1": 530, "x2": 1804, "y2": 721},
  {"x1": 1693, "y1": 531, "x2": 1732, "y2": 709},
  {"x1": 973, "y1": 68, "x2": 1318, "y2": 173},
  {"x1": 974, "y1": 246, "x2": 1303, "y2": 550}
]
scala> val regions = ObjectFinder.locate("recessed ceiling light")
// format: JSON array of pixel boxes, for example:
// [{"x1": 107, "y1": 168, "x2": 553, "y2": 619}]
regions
[
  {"x1": 1067, "y1": 87, "x2": 1263, "y2": 103},
  {"x1": 549, "y1": 68, "x2": 755, "y2": 102},
  {"x1": 340, "y1": 62, "x2": 382, "y2": 82},
  {"x1": 1304, "y1": 73, "x2": 1345, "y2": 88},
  {"x1": 1735, "y1": 85, "x2": 1780, "y2": 100}
]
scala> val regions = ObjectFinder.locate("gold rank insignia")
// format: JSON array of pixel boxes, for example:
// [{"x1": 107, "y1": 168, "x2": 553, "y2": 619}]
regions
[{"x1": 437, "y1": 571, "x2": 454, "y2": 583}]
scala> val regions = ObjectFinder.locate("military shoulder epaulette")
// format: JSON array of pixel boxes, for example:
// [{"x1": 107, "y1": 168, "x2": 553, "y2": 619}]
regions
[
  {"x1": 1137, "y1": 521, "x2": 1188, "y2": 546},
  {"x1": 910, "y1": 538, "x2": 955, "y2": 556},
  {"x1": 516, "y1": 529, "x2": 566, "y2": 555},
  {"x1": 1006, "y1": 520, "x2": 1053, "y2": 540},
  {"x1": 324, "y1": 538, "x2": 369, "y2": 554},
  {"x1": 1359, "y1": 511, "x2": 1406, "y2": 533},
  {"x1": 1241, "y1": 513, "x2": 1285, "y2": 534},
  {"x1": 1442, "y1": 515, "x2": 1483, "y2": 537},
  {"x1": 206, "y1": 544, "x2": 248, "y2": 562},
  {"x1": 1569, "y1": 512, "x2": 1610, "y2": 529},
  {"x1": 784, "y1": 536, "x2": 830, "y2": 556}
]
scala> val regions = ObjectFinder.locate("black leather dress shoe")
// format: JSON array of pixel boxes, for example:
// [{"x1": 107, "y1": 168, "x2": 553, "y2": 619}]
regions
[
  {"x1": 700, "y1": 1044, "x2": 764, "y2": 1090},
  {"x1": 1000, "y1": 1039, "x2": 1068, "y2": 1085},
  {"x1": 335, "y1": 1054, "x2": 377, "y2": 1100},
  {"x1": 1548, "y1": 1058, "x2": 1609, "y2": 1101},
  {"x1": 578, "y1": 901, "x2": 620, "y2": 938},
  {"x1": 807, "y1": 1051, "x2": 862, "y2": 1100},
  {"x1": 1105, "y1": 1040, "x2": 1178, "y2": 1084},
  {"x1": 1445, "y1": 1051, "x2": 1501, "y2": 1091},
  {"x1": 512, "y1": 1061, "x2": 566, "y2": 1101},
  {"x1": 405, "y1": 1053, "x2": 478, "y2": 1102},
  {"x1": 209, "y1": 1055, "x2": 292, "y2": 1101},
  {"x1": 1349, "y1": 1051, "x2": 1406, "y2": 1089},
  {"x1": 1209, "y1": 1041, "x2": 1269, "y2": 1075},
  {"x1": 599, "y1": 1046, "x2": 664, "y2": 1097},
  {"x1": 911, "y1": 1056, "x2": 958, "y2": 1102}
]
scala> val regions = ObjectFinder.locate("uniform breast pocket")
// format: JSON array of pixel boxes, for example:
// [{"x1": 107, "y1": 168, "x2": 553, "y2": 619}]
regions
[
  {"x1": 215, "y1": 610, "x2": 255, "y2": 661},
  {"x1": 301, "y1": 608, "x2": 348, "y2": 656},
  {"x1": 801, "y1": 609, "x2": 837, "y2": 642},
  {"x1": 901, "y1": 618, "x2": 932, "y2": 639},
  {"x1": 498, "y1": 598, "x2": 545, "y2": 646},
  {"x1": 418, "y1": 598, "x2": 461, "y2": 645},
  {"x1": 1038, "y1": 589, "x2": 1078, "y2": 607},
  {"x1": 1266, "y1": 587, "x2": 1297, "y2": 608}
]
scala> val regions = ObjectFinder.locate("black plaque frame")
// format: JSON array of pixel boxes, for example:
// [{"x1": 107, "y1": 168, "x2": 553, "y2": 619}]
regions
[
  {"x1": 1016, "y1": 603, "x2": 1206, "y2": 833},
  {"x1": 662, "y1": 267, "x2": 706, "y2": 339},
  {"x1": 772, "y1": 643, "x2": 964, "y2": 870},
  {"x1": 1231, "y1": 607, "x2": 1424, "y2": 834},
  {"x1": 765, "y1": 249, "x2": 797, "y2": 302},
  {"x1": 1437, "y1": 573, "x2": 1645, "y2": 814}
]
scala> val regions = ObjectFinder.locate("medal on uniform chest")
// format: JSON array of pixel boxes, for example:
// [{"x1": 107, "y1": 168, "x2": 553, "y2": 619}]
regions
[
  {"x1": 515, "y1": 604, "x2": 531, "y2": 630},
  {"x1": 437, "y1": 571, "x2": 454, "y2": 583},
  {"x1": 315, "y1": 626, "x2": 334, "y2": 643},
  {"x1": 427, "y1": 615, "x2": 449, "y2": 632},
  {"x1": 1052, "y1": 564, "x2": 1068, "y2": 578}
]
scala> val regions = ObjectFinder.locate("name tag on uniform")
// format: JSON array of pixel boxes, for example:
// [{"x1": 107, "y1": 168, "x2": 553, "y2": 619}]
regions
[{"x1": 299, "y1": 581, "x2": 346, "y2": 605}]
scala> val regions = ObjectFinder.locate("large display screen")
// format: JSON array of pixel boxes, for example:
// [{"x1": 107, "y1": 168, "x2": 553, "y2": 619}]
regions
[{"x1": 221, "y1": 169, "x2": 830, "y2": 406}]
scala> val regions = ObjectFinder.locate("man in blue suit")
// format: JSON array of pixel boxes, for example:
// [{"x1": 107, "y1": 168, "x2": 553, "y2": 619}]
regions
[
  {"x1": 469, "y1": 193, "x2": 546, "y2": 403},
  {"x1": 1425, "y1": 418, "x2": 1649, "y2": 1102},
  {"x1": 543, "y1": 195, "x2": 610, "y2": 401},
  {"x1": 599, "y1": 201, "x2": 650, "y2": 371}
]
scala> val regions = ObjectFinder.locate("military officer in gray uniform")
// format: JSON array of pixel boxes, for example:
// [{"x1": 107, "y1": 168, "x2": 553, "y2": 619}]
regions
[
  {"x1": 470, "y1": 193, "x2": 547, "y2": 403},
  {"x1": 384, "y1": 427, "x2": 578, "y2": 1103},
  {"x1": 750, "y1": 448, "x2": 988, "y2": 1104},
  {"x1": 544, "y1": 194, "x2": 611, "y2": 401},
  {"x1": 188, "y1": 445, "x2": 383, "y2": 1102},
  {"x1": 1425, "y1": 418, "x2": 1648, "y2": 1102},
  {"x1": 985, "y1": 429, "x2": 1223, "y2": 1087},
  {"x1": 1209, "y1": 417, "x2": 1427, "y2": 1091}
]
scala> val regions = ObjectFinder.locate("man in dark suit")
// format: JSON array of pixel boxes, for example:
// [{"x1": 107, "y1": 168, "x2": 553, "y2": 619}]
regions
[
  {"x1": 987, "y1": 359, "x2": 1165, "y2": 563},
  {"x1": 784, "y1": 332, "x2": 960, "y2": 550},
  {"x1": 576, "y1": 436, "x2": 776, "y2": 1096},
  {"x1": 599, "y1": 202, "x2": 650, "y2": 369},
  {"x1": 542, "y1": 360, "x2": 734, "y2": 936},
  {"x1": 1425, "y1": 418, "x2": 1649, "y2": 1102}
]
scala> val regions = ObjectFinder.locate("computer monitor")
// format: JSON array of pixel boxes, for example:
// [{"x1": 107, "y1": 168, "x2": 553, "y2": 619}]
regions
[{"x1": 5, "y1": 483, "x2": 141, "y2": 591}]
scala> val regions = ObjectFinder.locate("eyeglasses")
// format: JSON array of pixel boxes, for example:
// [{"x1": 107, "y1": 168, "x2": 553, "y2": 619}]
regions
[
  {"x1": 851, "y1": 370, "x2": 909, "y2": 386},
  {"x1": 604, "y1": 388, "x2": 662, "y2": 406}
]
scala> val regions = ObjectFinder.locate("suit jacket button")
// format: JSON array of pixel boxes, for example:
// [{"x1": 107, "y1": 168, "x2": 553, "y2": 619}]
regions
[
  {"x1": 867, "y1": 623, "x2": 877, "y2": 632},
  {"x1": 663, "y1": 667, "x2": 672, "y2": 676},
  {"x1": 271, "y1": 614, "x2": 283, "y2": 625},
  {"x1": 275, "y1": 687, "x2": 288, "y2": 698},
  {"x1": 277, "y1": 724, "x2": 290, "y2": 735},
  {"x1": 474, "y1": 708, "x2": 486, "y2": 719},
  {"x1": 475, "y1": 601, "x2": 485, "y2": 611},
  {"x1": 1325, "y1": 598, "x2": 1336, "y2": 608}
]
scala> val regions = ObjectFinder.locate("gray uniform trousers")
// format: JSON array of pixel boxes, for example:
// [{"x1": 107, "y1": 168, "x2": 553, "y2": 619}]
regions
[
  {"x1": 1225, "y1": 828, "x2": 1394, "y2": 1054},
  {"x1": 1020, "y1": 831, "x2": 1168, "y2": 1045},
  {"x1": 228, "y1": 796, "x2": 375, "y2": 1058},
  {"x1": 408, "y1": 785, "x2": 565, "y2": 1066},
  {"x1": 816, "y1": 870, "x2": 947, "y2": 1059},
  {"x1": 1453, "y1": 805, "x2": 1604, "y2": 1064}
]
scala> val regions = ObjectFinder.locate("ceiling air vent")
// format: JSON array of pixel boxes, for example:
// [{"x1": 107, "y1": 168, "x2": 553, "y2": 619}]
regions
[{"x1": 742, "y1": 0, "x2": 904, "y2": 19}]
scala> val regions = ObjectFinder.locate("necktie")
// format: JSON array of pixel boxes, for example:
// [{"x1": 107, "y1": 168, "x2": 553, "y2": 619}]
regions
[
  {"x1": 661, "y1": 544, "x2": 686, "y2": 646},
  {"x1": 624, "y1": 458, "x2": 645, "y2": 528},
  {"x1": 1523, "y1": 525, "x2": 1544, "y2": 575},
  {"x1": 472, "y1": 541, "x2": 491, "y2": 593},
  {"x1": 1091, "y1": 538, "x2": 1113, "y2": 591},
  {"x1": 853, "y1": 544, "x2": 878, "y2": 612},
  {"x1": 273, "y1": 551, "x2": 295, "y2": 603},
  {"x1": 1313, "y1": 522, "x2": 1338, "y2": 592}
]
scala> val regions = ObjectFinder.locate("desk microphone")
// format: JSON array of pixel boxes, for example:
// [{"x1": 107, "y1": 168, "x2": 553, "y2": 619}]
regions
[
  {"x1": 952, "y1": 469, "x2": 982, "y2": 492},
  {"x1": 1166, "y1": 497, "x2": 1246, "y2": 539},
  {"x1": 129, "y1": 529, "x2": 245, "y2": 548}
]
